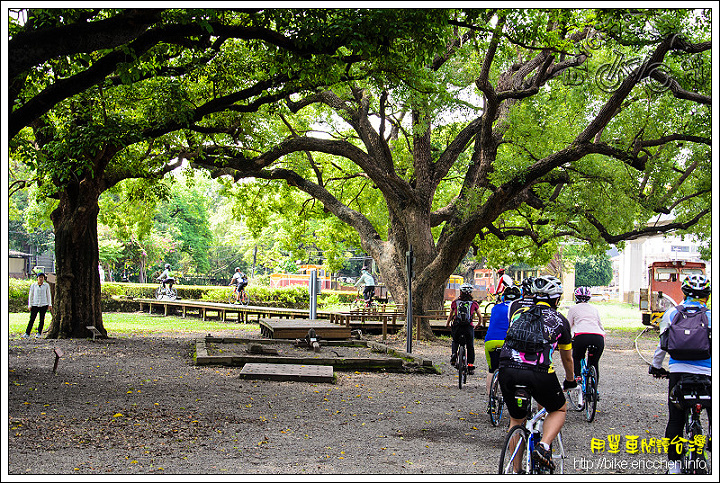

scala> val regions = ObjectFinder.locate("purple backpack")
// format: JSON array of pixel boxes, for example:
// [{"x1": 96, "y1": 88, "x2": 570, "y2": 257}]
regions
[{"x1": 660, "y1": 306, "x2": 711, "y2": 360}]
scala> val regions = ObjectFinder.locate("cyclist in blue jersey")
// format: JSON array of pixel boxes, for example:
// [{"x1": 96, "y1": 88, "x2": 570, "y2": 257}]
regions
[
  {"x1": 484, "y1": 285, "x2": 522, "y2": 400},
  {"x1": 649, "y1": 275, "x2": 711, "y2": 475}
]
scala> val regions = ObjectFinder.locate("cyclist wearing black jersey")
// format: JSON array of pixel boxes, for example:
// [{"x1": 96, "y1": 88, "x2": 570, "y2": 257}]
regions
[
  {"x1": 498, "y1": 275, "x2": 575, "y2": 471},
  {"x1": 509, "y1": 277, "x2": 536, "y2": 320}
]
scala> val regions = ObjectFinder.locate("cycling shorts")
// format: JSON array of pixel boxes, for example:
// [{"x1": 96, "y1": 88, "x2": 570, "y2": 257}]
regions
[
  {"x1": 484, "y1": 339, "x2": 504, "y2": 373},
  {"x1": 498, "y1": 366, "x2": 566, "y2": 420}
]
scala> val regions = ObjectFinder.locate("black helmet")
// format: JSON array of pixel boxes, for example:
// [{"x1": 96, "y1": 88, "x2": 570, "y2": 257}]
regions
[
  {"x1": 681, "y1": 274, "x2": 710, "y2": 299},
  {"x1": 521, "y1": 277, "x2": 536, "y2": 294},
  {"x1": 502, "y1": 285, "x2": 522, "y2": 301}
]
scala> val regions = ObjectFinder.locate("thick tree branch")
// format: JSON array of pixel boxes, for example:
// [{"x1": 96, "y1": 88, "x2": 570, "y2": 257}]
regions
[
  {"x1": 8, "y1": 9, "x2": 165, "y2": 80},
  {"x1": 584, "y1": 209, "x2": 710, "y2": 244}
]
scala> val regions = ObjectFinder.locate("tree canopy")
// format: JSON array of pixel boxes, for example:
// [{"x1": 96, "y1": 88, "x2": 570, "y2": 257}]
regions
[{"x1": 8, "y1": 8, "x2": 712, "y2": 338}]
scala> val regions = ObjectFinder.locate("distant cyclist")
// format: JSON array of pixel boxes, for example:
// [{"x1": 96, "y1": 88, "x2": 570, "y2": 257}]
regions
[
  {"x1": 567, "y1": 286, "x2": 605, "y2": 399},
  {"x1": 156, "y1": 264, "x2": 175, "y2": 292},
  {"x1": 649, "y1": 275, "x2": 711, "y2": 475},
  {"x1": 497, "y1": 275, "x2": 575, "y2": 471},
  {"x1": 445, "y1": 283, "x2": 481, "y2": 374},
  {"x1": 229, "y1": 267, "x2": 248, "y2": 301},
  {"x1": 493, "y1": 268, "x2": 514, "y2": 300},
  {"x1": 509, "y1": 277, "x2": 536, "y2": 320},
  {"x1": 354, "y1": 267, "x2": 376, "y2": 305},
  {"x1": 484, "y1": 285, "x2": 522, "y2": 405}
]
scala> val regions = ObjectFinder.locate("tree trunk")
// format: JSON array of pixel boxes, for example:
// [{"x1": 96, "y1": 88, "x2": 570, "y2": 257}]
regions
[
  {"x1": 370, "y1": 208, "x2": 450, "y2": 341},
  {"x1": 46, "y1": 182, "x2": 106, "y2": 339}
]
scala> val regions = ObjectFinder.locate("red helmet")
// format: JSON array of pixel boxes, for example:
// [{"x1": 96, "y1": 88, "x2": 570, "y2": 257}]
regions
[{"x1": 497, "y1": 268, "x2": 505, "y2": 274}]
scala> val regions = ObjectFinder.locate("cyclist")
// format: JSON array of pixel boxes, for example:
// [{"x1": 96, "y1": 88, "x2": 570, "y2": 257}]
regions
[
  {"x1": 497, "y1": 275, "x2": 576, "y2": 471},
  {"x1": 649, "y1": 274, "x2": 711, "y2": 475},
  {"x1": 566, "y1": 286, "x2": 605, "y2": 402},
  {"x1": 445, "y1": 283, "x2": 481, "y2": 374},
  {"x1": 493, "y1": 268, "x2": 514, "y2": 300},
  {"x1": 509, "y1": 277, "x2": 536, "y2": 320},
  {"x1": 229, "y1": 267, "x2": 248, "y2": 302},
  {"x1": 156, "y1": 263, "x2": 175, "y2": 292},
  {"x1": 354, "y1": 267, "x2": 376, "y2": 306},
  {"x1": 484, "y1": 285, "x2": 522, "y2": 406}
]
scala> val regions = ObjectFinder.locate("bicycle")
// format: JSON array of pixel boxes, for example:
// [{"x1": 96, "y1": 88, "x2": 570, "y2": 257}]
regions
[
  {"x1": 155, "y1": 279, "x2": 177, "y2": 300},
  {"x1": 454, "y1": 333, "x2": 469, "y2": 389},
  {"x1": 498, "y1": 386, "x2": 566, "y2": 474},
  {"x1": 228, "y1": 284, "x2": 249, "y2": 305},
  {"x1": 670, "y1": 374, "x2": 712, "y2": 475},
  {"x1": 351, "y1": 289, "x2": 377, "y2": 311},
  {"x1": 565, "y1": 345, "x2": 599, "y2": 422},
  {"x1": 488, "y1": 367, "x2": 504, "y2": 426}
]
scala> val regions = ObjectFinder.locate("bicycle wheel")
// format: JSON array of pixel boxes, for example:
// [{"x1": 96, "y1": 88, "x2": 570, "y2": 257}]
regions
[
  {"x1": 499, "y1": 425, "x2": 529, "y2": 474},
  {"x1": 155, "y1": 286, "x2": 164, "y2": 299},
  {"x1": 549, "y1": 431, "x2": 566, "y2": 474},
  {"x1": 489, "y1": 369, "x2": 504, "y2": 427},
  {"x1": 584, "y1": 365, "x2": 598, "y2": 423},
  {"x1": 239, "y1": 290, "x2": 249, "y2": 306},
  {"x1": 458, "y1": 345, "x2": 467, "y2": 389},
  {"x1": 684, "y1": 419, "x2": 709, "y2": 474}
]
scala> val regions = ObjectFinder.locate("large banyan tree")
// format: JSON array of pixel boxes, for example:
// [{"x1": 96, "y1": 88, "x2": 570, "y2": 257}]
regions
[
  {"x1": 190, "y1": 9, "x2": 712, "y2": 336},
  {"x1": 9, "y1": 8, "x2": 711, "y2": 338}
]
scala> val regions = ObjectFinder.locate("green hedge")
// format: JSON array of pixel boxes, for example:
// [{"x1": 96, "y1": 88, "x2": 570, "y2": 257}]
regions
[{"x1": 7, "y1": 279, "x2": 357, "y2": 313}]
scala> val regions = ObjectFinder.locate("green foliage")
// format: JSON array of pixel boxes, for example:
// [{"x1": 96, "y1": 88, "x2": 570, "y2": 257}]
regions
[
  {"x1": 7, "y1": 280, "x2": 355, "y2": 313},
  {"x1": 8, "y1": 278, "x2": 32, "y2": 301},
  {"x1": 8, "y1": 8, "x2": 712, "y2": 325},
  {"x1": 574, "y1": 255, "x2": 613, "y2": 287}
]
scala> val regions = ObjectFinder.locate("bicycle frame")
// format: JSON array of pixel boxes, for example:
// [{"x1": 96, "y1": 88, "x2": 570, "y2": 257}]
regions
[
  {"x1": 567, "y1": 345, "x2": 597, "y2": 418},
  {"x1": 683, "y1": 404, "x2": 710, "y2": 474},
  {"x1": 456, "y1": 333, "x2": 469, "y2": 389},
  {"x1": 673, "y1": 378, "x2": 712, "y2": 474},
  {"x1": 500, "y1": 406, "x2": 565, "y2": 474}
]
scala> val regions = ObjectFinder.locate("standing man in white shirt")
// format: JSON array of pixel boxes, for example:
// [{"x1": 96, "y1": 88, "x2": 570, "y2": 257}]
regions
[{"x1": 23, "y1": 272, "x2": 53, "y2": 338}]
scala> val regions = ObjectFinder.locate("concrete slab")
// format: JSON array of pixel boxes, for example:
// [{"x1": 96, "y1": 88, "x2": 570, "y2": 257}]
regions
[{"x1": 239, "y1": 363, "x2": 334, "y2": 383}]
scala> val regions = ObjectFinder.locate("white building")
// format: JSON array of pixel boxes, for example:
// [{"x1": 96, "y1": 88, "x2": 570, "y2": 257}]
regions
[{"x1": 612, "y1": 232, "x2": 709, "y2": 304}]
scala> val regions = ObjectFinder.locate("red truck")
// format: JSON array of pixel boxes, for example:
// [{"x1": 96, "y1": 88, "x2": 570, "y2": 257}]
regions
[{"x1": 639, "y1": 260, "x2": 706, "y2": 328}]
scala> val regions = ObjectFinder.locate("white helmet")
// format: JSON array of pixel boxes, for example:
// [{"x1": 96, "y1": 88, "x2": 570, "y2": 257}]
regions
[
  {"x1": 459, "y1": 283, "x2": 474, "y2": 295},
  {"x1": 531, "y1": 276, "x2": 563, "y2": 299}
]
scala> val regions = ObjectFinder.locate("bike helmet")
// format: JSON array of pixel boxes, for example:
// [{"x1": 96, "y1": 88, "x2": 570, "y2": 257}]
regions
[
  {"x1": 497, "y1": 268, "x2": 506, "y2": 274},
  {"x1": 574, "y1": 286, "x2": 592, "y2": 303},
  {"x1": 530, "y1": 275, "x2": 563, "y2": 299},
  {"x1": 164, "y1": 263, "x2": 170, "y2": 269},
  {"x1": 521, "y1": 277, "x2": 536, "y2": 295},
  {"x1": 502, "y1": 285, "x2": 522, "y2": 301},
  {"x1": 681, "y1": 274, "x2": 711, "y2": 299},
  {"x1": 459, "y1": 283, "x2": 474, "y2": 295},
  {"x1": 235, "y1": 267, "x2": 241, "y2": 272}
]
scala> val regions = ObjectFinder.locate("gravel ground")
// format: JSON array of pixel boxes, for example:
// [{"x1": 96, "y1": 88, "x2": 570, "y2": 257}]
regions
[{"x1": 5, "y1": 325, "x2": 711, "y2": 477}]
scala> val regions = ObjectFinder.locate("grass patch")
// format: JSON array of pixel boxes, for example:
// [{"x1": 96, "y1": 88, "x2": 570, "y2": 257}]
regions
[
  {"x1": 559, "y1": 301, "x2": 646, "y2": 333},
  {"x1": 7, "y1": 312, "x2": 259, "y2": 338}
]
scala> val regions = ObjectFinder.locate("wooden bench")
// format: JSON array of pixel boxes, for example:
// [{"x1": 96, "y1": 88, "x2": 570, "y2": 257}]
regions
[{"x1": 86, "y1": 325, "x2": 103, "y2": 340}]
